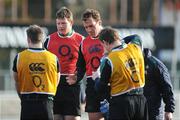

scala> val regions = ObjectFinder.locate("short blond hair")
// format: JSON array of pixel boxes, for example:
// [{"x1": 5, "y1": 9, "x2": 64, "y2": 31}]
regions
[
  {"x1": 26, "y1": 24, "x2": 43, "y2": 44},
  {"x1": 56, "y1": 6, "x2": 73, "y2": 21}
]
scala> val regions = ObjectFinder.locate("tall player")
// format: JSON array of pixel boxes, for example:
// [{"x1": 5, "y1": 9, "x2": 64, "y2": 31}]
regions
[
  {"x1": 44, "y1": 7, "x2": 84, "y2": 120},
  {"x1": 77, "y1": 9, "x2": 104, "y2": 120}
]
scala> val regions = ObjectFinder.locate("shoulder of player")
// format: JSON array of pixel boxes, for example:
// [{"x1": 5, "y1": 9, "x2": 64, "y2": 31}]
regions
[
  {"x1": 49, "y1": 32, "x2": 58, "y2": 37},
  {"x1": 72, "y1": 32, "x2": 85, "y2": 40}
]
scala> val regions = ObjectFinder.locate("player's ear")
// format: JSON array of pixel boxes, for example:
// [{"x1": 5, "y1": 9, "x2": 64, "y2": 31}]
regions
[
  {"x1": 70, "y1": 20, "x2": 74, "y2": 25},
  {"x1": 103, "y1": 40, "x2": 109, "y2": 46},
  {"x1": 27, "y1": 37, "x2": 31, "y2": 44},
  {"x1": 67, "y1": 18, "x2": 73, "y2": 25},
  {"x1": 98, "y1": 20, "x2": 102, "y2": 25},
  {"x1": 102, "y1": 40, "x2": 106, "y2": 44}
]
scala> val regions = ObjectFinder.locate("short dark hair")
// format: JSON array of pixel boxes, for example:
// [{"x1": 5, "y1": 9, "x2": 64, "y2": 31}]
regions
[
  {"x1": 56, "y1": 6, "x2": 73, "y2": 21},
  {"x1": 26, "y1": 25, "x2": 43, "y2": 44},
  {"x1": 82, "y1": 8, "x2": 101, "y2": 22},
  {"x1": 99, "y1": 27, "x2": 120, "y2": 44}
]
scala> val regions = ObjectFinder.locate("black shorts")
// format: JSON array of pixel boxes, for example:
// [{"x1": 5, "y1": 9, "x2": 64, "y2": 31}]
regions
[
  {"x1": 20, "y1": 94, "x2": 54, "y2": 120},
  {"x1": 85, "y1": 78, "x2": 101, "y2": 112},
  {"x1": 53, "y1": 76, "x2": 81, "y2": 116},
  {"x1": 109, "y1": 94, "x2": 148, "y2": 120}
]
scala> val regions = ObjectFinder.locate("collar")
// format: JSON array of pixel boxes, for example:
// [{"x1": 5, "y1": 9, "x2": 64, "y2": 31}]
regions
[
  {"x1": 111, "y1": 42, "x2": 127, "y2": 51},
  {"x1": 59, "y1": 30, "x2": 73, "y2": 37},
  {"x1": 29, "y1": 48, "x2": 45, "y2": 50}
]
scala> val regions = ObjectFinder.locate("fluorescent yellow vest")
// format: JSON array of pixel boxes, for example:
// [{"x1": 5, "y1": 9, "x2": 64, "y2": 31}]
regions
[
  {"x1": 108, "y1": 44, "x2": 145, "y2": 96},
  {"x1": 17, "y1": 49, "x2": 58, "y2": 95}
]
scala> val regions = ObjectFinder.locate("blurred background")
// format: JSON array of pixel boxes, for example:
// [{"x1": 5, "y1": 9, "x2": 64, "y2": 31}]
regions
[{"x1": 0, "y1": 0, "x2": 180, "y2": 119}]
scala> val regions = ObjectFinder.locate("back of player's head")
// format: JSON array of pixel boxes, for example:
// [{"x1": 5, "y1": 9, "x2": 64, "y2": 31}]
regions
[
  {"x1": 99, "y1": 27, "x2": 120, "y2": 44},
  {"x1": 82, "y1": 8, "x2": 101, "y2": 22},
  {"x1": 56, "y1": 6, "x2": 73, "y2": 21},
  {"x1": 26, "y1": 25, "x2": 43, "y2": 44}
]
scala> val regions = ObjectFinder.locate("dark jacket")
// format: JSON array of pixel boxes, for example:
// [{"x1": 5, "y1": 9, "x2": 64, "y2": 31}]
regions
[{"x1": 143, "y1": 48, "x2": 175, "y2": 120}]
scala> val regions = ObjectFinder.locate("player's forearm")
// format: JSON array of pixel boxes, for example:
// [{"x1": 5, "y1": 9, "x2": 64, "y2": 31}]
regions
[
  {"x1": 96, "y1": 60, "x2": 111, "y2": 100},
  {"x1": 76, "y1": 46, "x2": 86, "y2": 82},
  {"x1": 76, "y1": 67, "x2": 86, "y2": 83}
]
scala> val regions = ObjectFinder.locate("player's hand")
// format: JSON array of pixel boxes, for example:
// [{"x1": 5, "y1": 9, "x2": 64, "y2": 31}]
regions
[
  {"x1": 66, "y1": 72, "x2": 77, "y2": 85},
  {"x1": 165, "y1": 112, "x2": 173, "y2": 120},
  {"x1": 100, "y1": 99, "x2": 109, "y2": 119},
  {"x1": 92, "y1": 68, "x2": 100, "y2": 80}
]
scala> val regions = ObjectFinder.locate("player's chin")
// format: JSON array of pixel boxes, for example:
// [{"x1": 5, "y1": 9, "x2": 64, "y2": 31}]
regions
[
  {"x1": 58, "y1": 29, "x2": 65, "y2": 34},
  {"x1": 90, "y1": 34, "x2": 96, "y2": 38}
]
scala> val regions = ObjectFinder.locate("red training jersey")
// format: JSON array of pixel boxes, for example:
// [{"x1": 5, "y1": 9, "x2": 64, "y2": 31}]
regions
[
  {"x1": 81, "y1": 36, "x2": 104, "y2": 77},
  {"x1": 47, "y1": 31, "x2": 84, "y2": 75}
]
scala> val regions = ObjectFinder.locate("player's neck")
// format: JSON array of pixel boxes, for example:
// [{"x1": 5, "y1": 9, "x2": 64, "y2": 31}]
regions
[
  {"x1": 29, "y1": 43, "x2": 43, "y2": 48},
  {"x1": 59, "y1": 29, "x2": 73, "y2": 37},
  {"x1": 111, "y1": 41, "x2": 122, "y2": 50}
]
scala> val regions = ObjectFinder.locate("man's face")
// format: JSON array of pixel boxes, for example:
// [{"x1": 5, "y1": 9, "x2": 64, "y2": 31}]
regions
[
  {"x1": 56, "y1": 18, "x2": 73, "y2": 35},
  {"x1": 83, "y1": 17, "x2": 102, "y2": 38}
]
